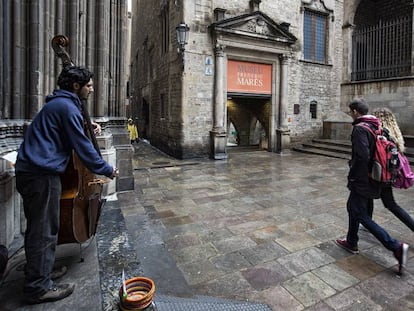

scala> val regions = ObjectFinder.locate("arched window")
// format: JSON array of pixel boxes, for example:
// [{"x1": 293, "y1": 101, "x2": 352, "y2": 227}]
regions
[
  {"x1": 310, "y1": 100, "x2": 317, "y2": 119},
  {"x1": 160, "y1": 3, "x2": 170, "y2": 55},
  {"x1": 351, "y1": 0, "x2": 413, "y2": 81}
]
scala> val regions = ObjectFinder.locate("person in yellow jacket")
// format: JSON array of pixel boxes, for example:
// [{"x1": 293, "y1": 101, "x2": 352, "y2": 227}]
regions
[{"x1": 127, "y1": 118, "x2": 139, "y2": 143}]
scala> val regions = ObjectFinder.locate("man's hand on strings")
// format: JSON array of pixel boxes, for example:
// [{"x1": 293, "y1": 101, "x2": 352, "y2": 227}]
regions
[
  {"x1": 92, "y1": 122, "x2": 102, "y2": 135},
  {"x1": 110, "y1": 167, "x2": 119, "y2": 179}
]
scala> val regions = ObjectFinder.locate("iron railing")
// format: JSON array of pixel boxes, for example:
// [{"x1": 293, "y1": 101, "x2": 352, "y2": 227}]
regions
[{"x1": 351, "y1": 16, "x2": 412, "y2": 81}]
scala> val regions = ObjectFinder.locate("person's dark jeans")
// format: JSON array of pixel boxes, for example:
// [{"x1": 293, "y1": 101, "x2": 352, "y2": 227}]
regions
[
  {"x1": 16, "y1": 173, "x2": 61, "y2": 299},
  {"x1": 380, "y1": 186, "x2": 414, "y2": 231},
  {"x1": 346, "y1": 190, "x2": 400, "y2": 252}
]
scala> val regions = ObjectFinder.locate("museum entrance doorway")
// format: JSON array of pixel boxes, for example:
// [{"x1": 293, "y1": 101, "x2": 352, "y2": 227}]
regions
[{"x1": 227, "y1": 95, "x2": 271, "y2": 152}]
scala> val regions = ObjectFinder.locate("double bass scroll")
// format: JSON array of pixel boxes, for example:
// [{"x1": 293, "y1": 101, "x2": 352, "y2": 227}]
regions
[{"x1": 51, "y1": 34, "x2": 108, "y2": 244}]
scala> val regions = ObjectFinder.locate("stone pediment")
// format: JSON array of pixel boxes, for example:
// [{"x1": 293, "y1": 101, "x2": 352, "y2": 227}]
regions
[{"x1": 210, "y1": 11, "x2": 297, "y2": 44}]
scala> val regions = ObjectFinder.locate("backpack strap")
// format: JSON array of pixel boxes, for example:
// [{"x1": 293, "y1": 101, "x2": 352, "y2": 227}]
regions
[
  {"x1": 356, "y1": 122, "x2": 380, "y2": 138},
  {"x1": 355, "y1": 122, "x2": 379, "y2": 170}
]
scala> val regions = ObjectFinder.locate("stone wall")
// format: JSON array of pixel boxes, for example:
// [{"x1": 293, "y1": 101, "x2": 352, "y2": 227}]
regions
[
  {"x1": 354, "y1": 0, "x2": 411, "y2": 25},
  {"x1": 341, "y1": 79, "x2": 414, "y2": 135}
]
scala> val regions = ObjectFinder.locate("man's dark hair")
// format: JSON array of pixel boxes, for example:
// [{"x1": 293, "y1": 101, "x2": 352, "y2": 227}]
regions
[
  {"x1": 57, "y1": 66, "x2": 93, "y2": 91},
  {"x1": 349, "y1": 98, "x2": 369, "y2": 115}
]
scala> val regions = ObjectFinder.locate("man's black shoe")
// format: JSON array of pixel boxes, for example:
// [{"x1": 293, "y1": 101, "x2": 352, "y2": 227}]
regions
[
  {"x1": 0, "y1": 245, "x2": 8, "y2": 278},
  {"x1": 26, "y1": 283, "x2": 75, "y2": 304},
  {"x1": 51, "y1": 266, "x2": 67, "y2": 280}
]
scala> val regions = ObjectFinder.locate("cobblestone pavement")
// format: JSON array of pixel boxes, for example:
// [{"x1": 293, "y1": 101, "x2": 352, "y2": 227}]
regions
[
  {"x1": 125, "y1": 141, "x2": 414, "y2": 310},
  {"x1": 1, "y1": 140, "x2": 414, "y2": 310}
]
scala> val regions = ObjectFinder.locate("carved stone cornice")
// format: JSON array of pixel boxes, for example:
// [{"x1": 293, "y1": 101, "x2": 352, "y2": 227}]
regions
[{"x1": 209, "y1": 11, "x2": 297, "y2": 45}]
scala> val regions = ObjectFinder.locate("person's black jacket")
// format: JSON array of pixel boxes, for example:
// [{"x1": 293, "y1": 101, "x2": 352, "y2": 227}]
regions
[{"x1": 348, "y1": 115, "x2": 382, "y2": 199}]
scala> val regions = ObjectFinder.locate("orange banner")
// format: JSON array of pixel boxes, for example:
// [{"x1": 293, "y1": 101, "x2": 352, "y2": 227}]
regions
[{"x1": 227, "y1": 60, "x2": 272, "y2": 94}]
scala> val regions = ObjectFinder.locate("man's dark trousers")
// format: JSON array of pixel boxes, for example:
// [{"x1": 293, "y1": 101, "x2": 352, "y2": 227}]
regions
[
  {"x1": 347, "y1": 190, "x2": 400, "y2": 252},
  {"x1": 16, "y1": 173, "x2": 61, "y2": 299}
]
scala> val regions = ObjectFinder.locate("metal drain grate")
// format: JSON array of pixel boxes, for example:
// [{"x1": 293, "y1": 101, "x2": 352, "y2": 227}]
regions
[{"x1": 151, "y1": 294, "x2": 273, "y2": 311}]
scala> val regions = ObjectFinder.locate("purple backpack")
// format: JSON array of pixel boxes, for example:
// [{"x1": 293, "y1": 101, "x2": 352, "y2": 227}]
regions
[{"x1": 393, "y1": 153, "x2": 414, "y2": 189}]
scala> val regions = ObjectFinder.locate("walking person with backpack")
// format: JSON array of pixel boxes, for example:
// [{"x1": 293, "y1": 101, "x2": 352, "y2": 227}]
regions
[
  {"x1": 335, "y1": 98, "x2": 409, "y2": 274},
  {"x1": 370, "y1": 108, "x2": 414, "y2": 231}
]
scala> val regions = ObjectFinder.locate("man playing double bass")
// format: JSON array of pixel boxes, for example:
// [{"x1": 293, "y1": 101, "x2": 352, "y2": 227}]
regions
[{"x1": 15, "y1": 66, "x2": 118, "y2": 304}]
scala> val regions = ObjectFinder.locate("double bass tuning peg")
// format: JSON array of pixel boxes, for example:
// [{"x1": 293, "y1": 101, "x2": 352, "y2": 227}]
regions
[
  {"x1": 52, "y1": 35, "x2": 69, "y2": 47},
  {"x1": 51, "y1": 35, "x2": 74, "y2": 68}
]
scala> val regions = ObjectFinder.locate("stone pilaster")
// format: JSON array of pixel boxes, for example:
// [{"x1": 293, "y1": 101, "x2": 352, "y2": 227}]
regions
[
  {"x1": 210, "y1": 44, "x2": 228, "y2": 160},
  {"x1": 276, "y1": 54, "x2": 291, "y2": 153}
]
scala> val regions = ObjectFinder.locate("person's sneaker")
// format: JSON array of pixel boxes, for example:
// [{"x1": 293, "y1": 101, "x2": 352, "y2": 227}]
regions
[
  {"x1": 394, "y1": 242, "x2": 409, "y2": 274},
  {"x1": 26, "y1": 283, "x2": 75, "y2": 304},
  {"x1": 51, "y1": 266, "x2": 67, "y2": 280},
  {"x1": 335, "y1": 239, "x2": 359, "y2": 254}
]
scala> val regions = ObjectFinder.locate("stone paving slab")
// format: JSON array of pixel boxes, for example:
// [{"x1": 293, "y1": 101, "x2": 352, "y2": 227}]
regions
[{"x1": 0, "y1": 241, "x2": 102, "y2": 311}]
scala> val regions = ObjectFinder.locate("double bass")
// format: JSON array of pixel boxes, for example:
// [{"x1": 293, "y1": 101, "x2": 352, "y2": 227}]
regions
[{"x1": 51, "y1": 35, "x2": 109, "y2": 245}]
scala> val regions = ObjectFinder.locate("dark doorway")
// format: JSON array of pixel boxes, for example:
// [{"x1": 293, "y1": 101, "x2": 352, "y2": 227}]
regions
[
  {"x1": 142, "y1": 99, "x2": 149, "y2": 139},
  {"x1": 226, "y1": 96, "x2": 270, "y2": 152}
]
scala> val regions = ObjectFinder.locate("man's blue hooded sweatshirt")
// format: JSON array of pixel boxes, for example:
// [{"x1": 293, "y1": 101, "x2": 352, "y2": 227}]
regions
[{"x1": 16, "y1": 89, "x2": 113, "y2": 177}]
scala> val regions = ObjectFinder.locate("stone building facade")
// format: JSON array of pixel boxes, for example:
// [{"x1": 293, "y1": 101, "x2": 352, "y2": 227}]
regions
[
  {"x1": 130, "y1": 0, "x2": 343, "y2": 159},
  {"x1": 342, "y1": 0, "x2": 414, "y2": 137},
  {"x1": 0, "y1": 0, "x2": 132, "y2": 249}
]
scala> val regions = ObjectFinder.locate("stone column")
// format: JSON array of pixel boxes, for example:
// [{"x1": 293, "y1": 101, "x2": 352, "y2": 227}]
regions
[
  {"x1": 95, "y1": 0, "x2": 107, "y2": 117},
  {"x1": 343, "y1": 24, "x2": 355, "y2": 82},
  {"x1": 276, "y1": 54, "x2": 290, "y2": 153},
  {"x1": 12, "y1": 0, "x2": 23, "y2": 118},
  {"x1": 210, "y1": 44, "x2": 227, "y2": 160},
  {"x1": 2, "y1": 1, "x2": 11, "y2": 118}
]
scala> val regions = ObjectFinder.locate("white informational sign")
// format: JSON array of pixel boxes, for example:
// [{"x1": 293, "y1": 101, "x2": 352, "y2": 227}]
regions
[
  {"x1": 1, "y1": 151, "x2": 18, "y2": 165},
  {"x1": 205, "y1": 56, "x2": 213, "y2": 76}
]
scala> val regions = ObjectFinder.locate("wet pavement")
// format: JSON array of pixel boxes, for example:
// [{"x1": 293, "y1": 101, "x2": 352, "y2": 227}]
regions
[
  {"x1": 128, "y1": 141, "x2": 414, "y2": 310},
  {"x1": 2, "y1": 140, "x2": 414, "y2": 310}
]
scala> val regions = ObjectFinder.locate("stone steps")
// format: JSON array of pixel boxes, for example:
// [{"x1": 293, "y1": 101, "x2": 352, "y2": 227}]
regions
[
  {"x1": 293, "y1": 138, "x2": 414, "y2": 165},
  {"x1": 292, "y1": 139, "x2": 351, "y2": 161}
]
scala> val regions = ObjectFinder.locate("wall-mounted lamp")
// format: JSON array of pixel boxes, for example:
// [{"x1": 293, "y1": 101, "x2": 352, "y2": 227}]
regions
[{"x1": 176, "y1": 22, "x2": 190, "y2": 70}]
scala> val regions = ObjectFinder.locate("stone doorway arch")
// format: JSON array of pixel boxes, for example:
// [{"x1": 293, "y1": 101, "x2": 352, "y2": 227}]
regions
[{"x1": 209, "y1": 9, "x2": 296, "y2": 159}]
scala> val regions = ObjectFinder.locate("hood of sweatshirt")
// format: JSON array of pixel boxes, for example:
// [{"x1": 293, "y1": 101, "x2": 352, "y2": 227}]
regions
[
  {"x1": 45, "y1": 89, "x2": 82, "y2": 109},
  {"x1": 352, "y1": 114, "x2": 381, "y2": 129}
]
